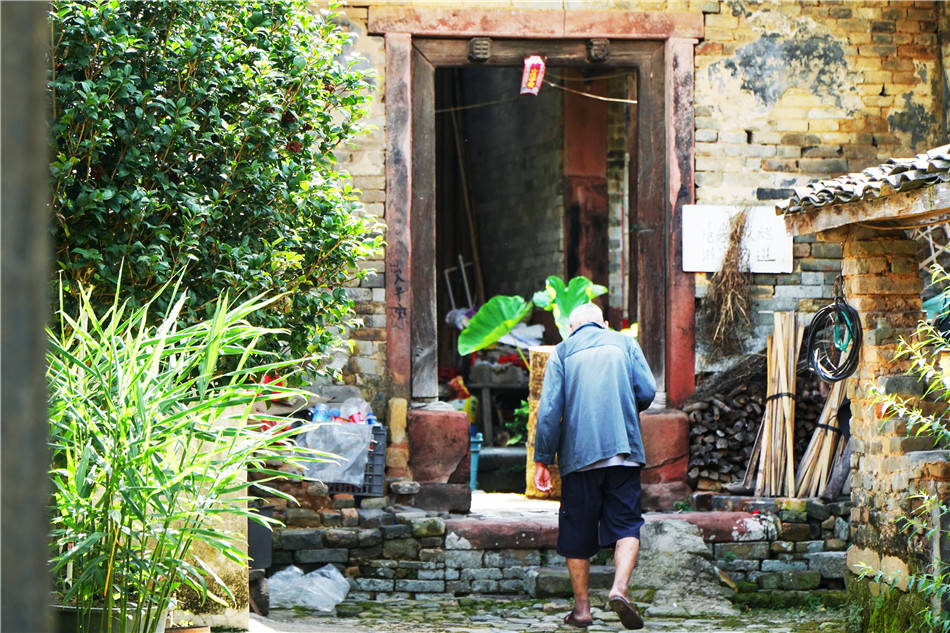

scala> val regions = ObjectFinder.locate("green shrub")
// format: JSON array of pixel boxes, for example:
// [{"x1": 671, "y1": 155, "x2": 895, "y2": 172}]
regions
[{"x1": 49, "y1": 0, "x2": 381, "y2": 365}]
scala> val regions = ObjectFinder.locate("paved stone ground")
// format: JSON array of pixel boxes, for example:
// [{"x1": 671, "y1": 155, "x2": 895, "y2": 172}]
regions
[{"x1": 249, "y1": 598, "x2": 849, "y2": 633}]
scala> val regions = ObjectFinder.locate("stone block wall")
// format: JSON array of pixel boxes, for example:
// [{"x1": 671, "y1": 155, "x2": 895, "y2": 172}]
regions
[
  {"x1": 313, "y1": 0, "x2": 949, "y2": 404},
  {"x1": 694, "y1": 495, "x2": 852, "y2": 608},
  {"x1": 264, "y1": 493, "x2": 853, "y2": 607}
]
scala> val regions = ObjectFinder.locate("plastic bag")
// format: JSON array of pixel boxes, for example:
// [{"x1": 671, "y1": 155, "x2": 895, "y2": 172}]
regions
[
  {"x1": 301, "y1": 422, "x2": 372, "y2": 485},
  {"x1": 269, "y1": 565, "x2": 350, "y2": 612}
]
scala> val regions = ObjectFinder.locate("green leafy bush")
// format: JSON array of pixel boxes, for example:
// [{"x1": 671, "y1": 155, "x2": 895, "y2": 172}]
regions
[
  {"x1": 48, "y1": 281, "x2": 326, "y2": 632},
  {"x1": 49, "y1": 0, "x2": 381, "y2": 364}
]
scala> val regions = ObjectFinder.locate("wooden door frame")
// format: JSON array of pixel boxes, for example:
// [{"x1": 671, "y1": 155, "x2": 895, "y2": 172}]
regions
[{"x1": 373, "y1": 8, "x2": 700, "y2": 407}]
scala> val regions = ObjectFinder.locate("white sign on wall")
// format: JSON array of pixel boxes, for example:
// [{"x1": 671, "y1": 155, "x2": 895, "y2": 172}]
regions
[{"x1": 682, "y1": 205, "x2": 793, "y2": 273}]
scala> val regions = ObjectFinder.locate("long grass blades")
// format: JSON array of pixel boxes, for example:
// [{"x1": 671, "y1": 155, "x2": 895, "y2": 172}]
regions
[{"x1": 48, "y1": 283, "x2": 323, "y2": 632}]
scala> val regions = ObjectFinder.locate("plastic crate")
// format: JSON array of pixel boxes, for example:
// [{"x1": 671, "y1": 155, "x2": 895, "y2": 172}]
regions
[{"x1": 327, "y1": 424, "x2": 386, "y2": 497}]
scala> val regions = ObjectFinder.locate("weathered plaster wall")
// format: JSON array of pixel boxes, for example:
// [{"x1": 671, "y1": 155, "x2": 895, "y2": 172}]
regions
[
  {"x1": 461, "y1": 67, "x2": 565, "y2": 299},
  {"x1": 317, "y1": 0, "x2": 947, "y2": 403},
  {"x1": 693, "y1": 0, "x2": 943, "y2": 366}
]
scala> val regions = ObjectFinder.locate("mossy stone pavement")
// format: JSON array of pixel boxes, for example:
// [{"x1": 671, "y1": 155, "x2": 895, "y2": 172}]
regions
[{"x1": 250, "y1": 599, "x2": 849, "y2": 632}]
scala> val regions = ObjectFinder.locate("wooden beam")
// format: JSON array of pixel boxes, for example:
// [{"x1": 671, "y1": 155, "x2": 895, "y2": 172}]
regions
[
  {"x1": 411, "y1": 46, "x2": 438, "y2": 399},
  {"x1": 412, "y1": 38, "x2": 659, "y2": 67},
  {"x1": 369, "y1": 7, "x2": 704, "y2": 40},
  {"x1": 635, "y1": 42, "x2": 667, "y2": 395},
  {"x1": 783, "y1": 180, "x2": 950, "y2": 236},
  {"x1": 665, "y1": 37, "x2": 697, "y2": 408},
  {"x1": 385, "y1": 33, "x2": 413, "y2": 400}
]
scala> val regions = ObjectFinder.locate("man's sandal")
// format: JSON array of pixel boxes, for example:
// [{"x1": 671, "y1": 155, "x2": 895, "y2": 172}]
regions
[
  {"x1": 563, "y1": 611, "x2": 593, "y2": 628},
  {"x1": 608, "y1": 595, "x2": 644, "y2": 630}
]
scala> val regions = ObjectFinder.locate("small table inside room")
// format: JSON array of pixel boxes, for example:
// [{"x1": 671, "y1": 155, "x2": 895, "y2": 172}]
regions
[{"x1": 469, "y1": 381, "x2": 529, "y2": 447}]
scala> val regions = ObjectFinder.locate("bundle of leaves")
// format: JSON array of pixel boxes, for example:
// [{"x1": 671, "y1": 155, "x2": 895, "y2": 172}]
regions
[
  {"x1": 457, "y1": 275, "x2": 608, "y2": 356},
  {"x1": 48, "y1": 281, "x2": 329, "y2": 632},
  {"x1": 700, "y1": 208, "x2": 753, "y2": 357},
  {"x1": 49, "y1": 0, "x2": 382, "y2": 366}
]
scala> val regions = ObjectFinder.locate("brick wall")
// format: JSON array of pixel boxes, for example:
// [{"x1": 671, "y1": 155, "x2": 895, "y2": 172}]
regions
[
  {"x1": 830, "y1": 227, "x2": 945, "y2": 588},
  {"x1": 317, "y1": 1, "x2": 947, "y2": 403}
]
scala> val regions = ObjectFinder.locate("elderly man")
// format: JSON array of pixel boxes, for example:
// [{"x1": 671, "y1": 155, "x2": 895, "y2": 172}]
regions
[{"x1": 533, "y1": 303, "x2": 656, "y2": 629}]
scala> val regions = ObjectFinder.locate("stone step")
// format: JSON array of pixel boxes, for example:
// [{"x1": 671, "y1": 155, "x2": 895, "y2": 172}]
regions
[
  {"x1": 530, "y1": 565, "x2": 625, "y2": 598},
  {"x1": 445, "y1": 511, "x2": 774, "y2": 549},
  {"x1": 524, "y1": 520, "x2": 738, "y2": 618}
]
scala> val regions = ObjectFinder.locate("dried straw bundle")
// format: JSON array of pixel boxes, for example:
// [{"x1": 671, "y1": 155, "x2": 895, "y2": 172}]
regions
[{"x1": 702, "y1": 208, "x2": 753, "y2": 356}]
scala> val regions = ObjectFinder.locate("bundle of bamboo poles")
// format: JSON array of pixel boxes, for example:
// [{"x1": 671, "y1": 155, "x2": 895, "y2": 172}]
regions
[
  {"x1": 741, "y1": 311, "x2": 804, "y2": 497},
  {"x1": 795, "y1": 380, "x2": 847, "y2": 498}
]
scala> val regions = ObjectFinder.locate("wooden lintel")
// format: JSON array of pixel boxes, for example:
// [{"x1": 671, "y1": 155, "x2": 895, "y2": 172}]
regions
[
  {"x1": 368, "y1": 7, "x2": 704, "y2": 40},
  {"x1": 782, "y1": 181, "x2": 950, "y2": 236}
]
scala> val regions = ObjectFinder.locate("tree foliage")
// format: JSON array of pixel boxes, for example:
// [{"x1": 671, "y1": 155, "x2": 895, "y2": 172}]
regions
[{"x1": 50, "y1": 0, "x2": 382, "y2": 363}]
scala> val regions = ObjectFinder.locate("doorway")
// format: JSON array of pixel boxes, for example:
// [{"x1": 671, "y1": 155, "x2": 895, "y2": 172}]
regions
[
  {"x1": 434, "y1": 64, "x2": 640, "y2": 449},
  {"x1": 412, "y1": 38, "x2": 670, "y2": 402}
]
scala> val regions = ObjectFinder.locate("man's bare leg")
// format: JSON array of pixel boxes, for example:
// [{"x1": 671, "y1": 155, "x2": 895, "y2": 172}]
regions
[
  {"x1": 566, "y1": 557, "x2": 593, "y2": 623},
  {"x1": 608, "y1": 536, "x2": 640, "y2": 599}
]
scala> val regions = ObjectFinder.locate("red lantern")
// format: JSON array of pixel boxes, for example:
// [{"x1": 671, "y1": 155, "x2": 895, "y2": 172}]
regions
[{"x1": 520, "y1": 55, "x2": 545, "y2": 95}]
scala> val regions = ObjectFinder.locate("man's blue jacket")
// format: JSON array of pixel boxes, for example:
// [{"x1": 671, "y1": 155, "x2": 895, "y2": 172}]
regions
[{"x1": 533, "y1": 322, "x2": 656, "y2": 476}]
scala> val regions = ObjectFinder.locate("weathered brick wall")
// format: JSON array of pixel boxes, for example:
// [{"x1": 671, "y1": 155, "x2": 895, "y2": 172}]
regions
[
  {"x1": 693, "y1": 0, "x2": 944, "y2": 364},
  {"x1": 461, "y1": 67, "x2": 564, "y2": 299},
  {"x1": 823, "y1": 227, "x2": 948, "y2": 588},
  {"x1": 317, "y1": 1, "x2": 947, "y2": 402}
]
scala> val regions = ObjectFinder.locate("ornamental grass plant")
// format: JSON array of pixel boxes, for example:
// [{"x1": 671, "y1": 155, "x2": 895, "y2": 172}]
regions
[{"x1": 48, "y1": 282, "x2": 330, "y2": 633}]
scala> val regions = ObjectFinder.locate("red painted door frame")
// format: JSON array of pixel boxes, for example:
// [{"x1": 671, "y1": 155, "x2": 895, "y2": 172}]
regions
[{"x1": 373, "y1": 8, "x2": 699, "y2": 407}]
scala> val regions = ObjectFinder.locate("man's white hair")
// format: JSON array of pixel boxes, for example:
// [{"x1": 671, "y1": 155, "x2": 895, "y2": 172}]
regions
[{"x1": 568, "y1": 303, "x2": 604, "y2": 330}]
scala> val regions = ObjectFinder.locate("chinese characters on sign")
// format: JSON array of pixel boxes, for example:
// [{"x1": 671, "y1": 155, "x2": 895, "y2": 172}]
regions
[
  {"x1": 389, "y1": 264, "x2": 408, "y2": 328},
  {"x1": 681, "y1": 205, "x2": 793, "y2": 273}
]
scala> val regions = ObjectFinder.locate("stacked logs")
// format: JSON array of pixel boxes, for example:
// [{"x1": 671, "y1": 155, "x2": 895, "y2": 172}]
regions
[{"x1": 685, "y1": 353, "x2": 824, "y2": 491}]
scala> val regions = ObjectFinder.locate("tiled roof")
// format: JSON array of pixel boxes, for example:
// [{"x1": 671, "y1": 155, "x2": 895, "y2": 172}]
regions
[{"x1": 778, "y1": 144, "x2": 950, "y2": 215}]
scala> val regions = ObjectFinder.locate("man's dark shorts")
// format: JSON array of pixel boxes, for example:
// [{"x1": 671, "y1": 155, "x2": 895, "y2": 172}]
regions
[{"x1": 557, "y1": 465, "x2": 644, "y2": 559}]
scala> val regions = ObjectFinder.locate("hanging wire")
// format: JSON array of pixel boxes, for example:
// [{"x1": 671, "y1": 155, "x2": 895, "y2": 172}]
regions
[
  {"x1": 804, "y1": 273, "x2": 862, "y2": 382},
  {"x1": 542, "y1": 79, "x2": 638, "y2": 104},
  {"x1": 434, "y1": 75, "x2": 637, "y2": 114}
]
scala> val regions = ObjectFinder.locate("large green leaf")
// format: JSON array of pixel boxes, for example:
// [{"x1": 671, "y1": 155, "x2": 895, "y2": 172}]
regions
[
  {"x1": 457, "y1": 295, "x2": 532, "y2": 356},
  {"x1": 533, "y1": 276, "x2": 607, "y2": 340}
]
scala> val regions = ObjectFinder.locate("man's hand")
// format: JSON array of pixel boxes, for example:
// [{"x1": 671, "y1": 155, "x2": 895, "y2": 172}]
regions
[{"x1": 534, "y1": 462, "x2": 552, "y2": 493}]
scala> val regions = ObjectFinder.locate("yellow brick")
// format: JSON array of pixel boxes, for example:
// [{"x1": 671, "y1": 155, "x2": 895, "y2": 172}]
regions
[
  {"x1": 864, "y1": 95, "x2": 896, "y2": 107},
  {"x1": 863, "y1": 71, "x2": 893, "y2": 83},
  {"x1": 779, "y1": 119, "x2": 809, "y2": 132},
  {"x1": 705, "y1": 14, "x2": 739, "y2": 29},
  {"x1": 770, "y1": 106, "x2": 809, "y2": 120},
  {"x1": 857, "y1": 83, "x2": 887, "y2": 96},
  {"x1": 808, "y1": 119, "x2": 840, "y2": 132},
  {"x1": 779, "y1": 92, "x2": 824, "y2": 107},
  {"x1": 704, "y1": 27, "x2": 737, "y2": 41},
  {"x1": 854, "y1": 56, "x2": 884, "y2": 71},
  {"x1": 848, "y1": 31, "x2": 872, "y2": 45}
]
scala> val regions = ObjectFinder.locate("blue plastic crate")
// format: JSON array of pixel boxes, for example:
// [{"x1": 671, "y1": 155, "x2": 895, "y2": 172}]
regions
[{"x1": 327, "y1": 424, "x2": 386, "y2": 497}]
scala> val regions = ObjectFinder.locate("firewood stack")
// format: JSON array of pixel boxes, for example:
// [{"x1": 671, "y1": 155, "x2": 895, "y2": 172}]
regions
[{"x1": 685, "y1": 348, "x2": 824, "y2": 492}]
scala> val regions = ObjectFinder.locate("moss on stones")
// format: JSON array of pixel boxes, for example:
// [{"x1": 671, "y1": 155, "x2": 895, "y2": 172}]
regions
[{"x1": 846, "y1": 578, "x2": 931, "y2": 633}]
